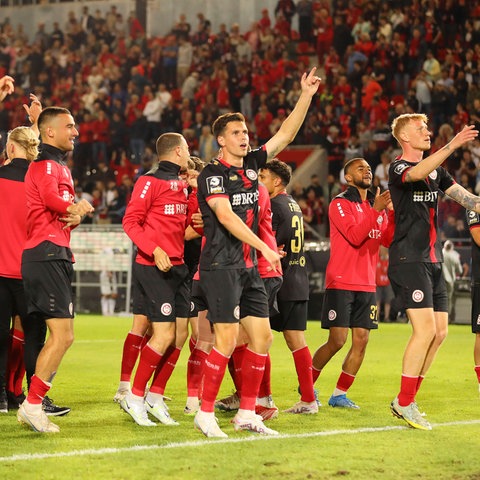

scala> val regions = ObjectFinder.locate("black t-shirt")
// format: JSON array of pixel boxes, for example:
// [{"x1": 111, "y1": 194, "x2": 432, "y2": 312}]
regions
[
  {"x1": 271, "y1": 192, "x2": 309, "y2": 301},
  {"x1": 388, "y1": 159, "x2": 455, "y2": 265},
  {"x1": 197, "y1": 147, "x2": 267, "y2": 270}
]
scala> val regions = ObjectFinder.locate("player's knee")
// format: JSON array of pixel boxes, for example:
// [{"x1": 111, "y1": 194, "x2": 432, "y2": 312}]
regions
[
  {"x1": 329, "y1": 335, "x2": 347, "y2": 352},
  {"x1": 434, "y1": 328, "x2": 448, "y2": 345},
  {"x1": 264, "y1": 330, "x2": 274, "y2": 349},
  {"x1": 175, "y1": 330, "x2": 188, "y2": 347},
  {"x1": 163, "y1": 329, "x2": 176, "y2": 347},
  {"x1": 59, "y1": 332, "x2": 74, "y2": 351}
]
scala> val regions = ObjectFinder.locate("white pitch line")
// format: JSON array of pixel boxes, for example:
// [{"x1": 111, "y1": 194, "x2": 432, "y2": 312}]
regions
[{"x1": 1, "y1": 419, "x2": 480, "y2": 463}]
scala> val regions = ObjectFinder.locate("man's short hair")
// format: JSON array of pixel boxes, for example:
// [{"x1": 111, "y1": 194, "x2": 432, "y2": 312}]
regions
[
  {"x1": 391, "y1": 113, "x2": 428, "y2": 143},
  {"x1": 344, "y1": 157, "x2": 366, "y2": 177},
  {"x1": 155, "y1": 132, "x2": 184, "y2": 157},
  {"x1": 263, "y1": 159, "x2": 292, "y2": 187},
  {"x1": 37, "y1": 106, "x2": 72, "y2": 132},
  {"x1": 212, "y1": 112, "x2": 246, "y2": 139}
]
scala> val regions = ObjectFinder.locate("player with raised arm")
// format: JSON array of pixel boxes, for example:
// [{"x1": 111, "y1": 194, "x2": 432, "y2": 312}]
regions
[
  {"x1": 388, "y1": 114, "x2": 478, "y2": 429},
  {"x1": 194, "y1": 67, "x2": 321, "y2": 438}
]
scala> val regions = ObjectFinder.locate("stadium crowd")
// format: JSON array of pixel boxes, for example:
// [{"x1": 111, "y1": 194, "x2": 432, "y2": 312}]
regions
[{"x1": 0, "y1": 1, "x2": 479, "y2": 236}]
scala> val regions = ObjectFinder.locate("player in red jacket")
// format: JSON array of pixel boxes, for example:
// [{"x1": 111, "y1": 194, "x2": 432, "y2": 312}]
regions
[
  {"x1": 312, "y1": 157, "x2": 393, "y2": 410},
  {"x1": 18, "y1": 107, "x2": 94, "y2": 433}
]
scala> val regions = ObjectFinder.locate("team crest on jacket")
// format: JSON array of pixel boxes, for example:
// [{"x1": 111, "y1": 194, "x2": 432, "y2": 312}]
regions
[
  {"x1": 394, "y1": 163, "x2": 408, "y2": 175},
  {"x1": 234, "y1": 306, "x2": 240, "y2": 320},
  {"x1": 328, "y1": 309, "x2": 337, "y2": 321},
  {"x1": 429, "y1": 170, "x2": 438, "y2": 180},
  {"x1": 245, "y1": 169, "x2": 257, "y2": 181},
  {"x1": 207, "y1": 176, "x2": 225, "y2": 194}
]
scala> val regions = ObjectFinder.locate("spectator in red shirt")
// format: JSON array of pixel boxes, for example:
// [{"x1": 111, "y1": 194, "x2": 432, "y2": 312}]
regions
[
  {"x1": 254, "y1": 105, "x2": 273, "y2": 145},
  {"x1": 273, "y1": 12, "x2": 291, "y2": 39},
  {"x1": 258, "y1": 9, "x2": 271, "y2": 33},
  {"x1": 315, "y1": 7, "x2": 333, "y2": 64},
  {"x1": 91, "y1": 109, "x2": 110, "y2": 165}
]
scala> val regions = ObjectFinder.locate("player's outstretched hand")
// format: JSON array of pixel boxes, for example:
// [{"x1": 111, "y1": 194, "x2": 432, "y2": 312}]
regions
[
  {"x1": 300, "y1": 67, "x2": 322, "y2": 97},
  {"x1": 23, "y1": 93, "x2": 43, "y2": 124},
  {"x1": 0, "y1": 75, "x2": 14, "y2": 102},
  {"x1": 450, "y1": 124, "x2": 479, "y2": 150}
]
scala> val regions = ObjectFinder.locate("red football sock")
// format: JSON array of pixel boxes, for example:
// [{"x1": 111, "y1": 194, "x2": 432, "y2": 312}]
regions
[
  {"x1": 131, "y1": 344, "x2": 162, "y2": 397},
  {"x1": 7, "y1": 329, "x2": 25, "y2": 395},
  {"x1": 312, "y1": 366, "x2": 321, "y2": 384},
  {"x1": 294, "y1": 346, "x2": 315, "y2": 403},
  {"x1": 187, "y1": 348, "x2": 208, "y2": 397},
  {"x1": 26, "y1": 375, "x2": 50, "y2": 405},
  {"x1": 415, "y1": 375, "x2": 425, "y2": 394},
  {"x1": 335, "y1": 370, "x2": 356, "y2": 394},
  {"x1": 120, "y1": 332, "x2": 144, "y2": 382},
  {"x1": 475, "y1": 365, "x2": 480, "y2": 383},
  {"x1": 189, "y1": 336, "x2": 197, "y2": 353},
  {"x1": 149, "y1": 346, "x2": 181, "y2": 395},
  {"x1": 258, "y1": 353, "x2": 272, "y2": 398},
  {"x1": 239, "y1": 348, "x2": 267, "y2": 411},
  {"x1": 229, "y1": 343, "x2": 247, "y2": 395},
  {"x1": 200, "y1": 348, "x2": 229, "y2": 413},
  {"x1": 398, "y1": 374, "x2": 418, "y2": 407}
]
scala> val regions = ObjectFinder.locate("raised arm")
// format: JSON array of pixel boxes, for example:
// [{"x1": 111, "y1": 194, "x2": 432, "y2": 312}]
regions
[
  {"x1": 23, "y1": 93, "x2": 42, "y2": 138},
  {"x1": 406, "y1": 125, "x2": 478, "y2": 182},
  {"x1": 445, "y1": 183, "x2": 480, "y2": 213},
  {"x1": 265, "y1": 67, "x2": 321, "y2": 159}
]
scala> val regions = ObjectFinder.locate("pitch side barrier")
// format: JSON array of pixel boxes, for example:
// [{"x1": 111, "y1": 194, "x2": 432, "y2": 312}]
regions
[{"x1": 70, "y1": 225, "x2": 133, "y2": 315}]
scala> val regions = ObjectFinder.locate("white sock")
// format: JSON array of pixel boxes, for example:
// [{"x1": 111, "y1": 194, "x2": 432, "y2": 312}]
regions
[
  {"x1": 118, "y1": 381, "x2": 130, "y2": 391},
  {"x1": 145, "y1": 391, "x2": 164, "y2": 405},
  {"x1": 237, "y1": 408, "x2": 255, "y2": 418},
  {"x1": 129, "y1": 392, "x2": 144, "y2": 405},
  {"x1": 332, "y1": 388, "x2": 347, "y2": 397}
]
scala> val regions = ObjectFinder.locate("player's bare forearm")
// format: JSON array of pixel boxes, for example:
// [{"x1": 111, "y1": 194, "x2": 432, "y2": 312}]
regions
[
  {"x1": 446, "y1": 184, "x2": 480, "y2": 212},
  {"x1": 209, "y1": 197, "x2": 265, "y2": 251},
  {"x1": 407, "y1": 126, "x2": 478, "y2": 182}
]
